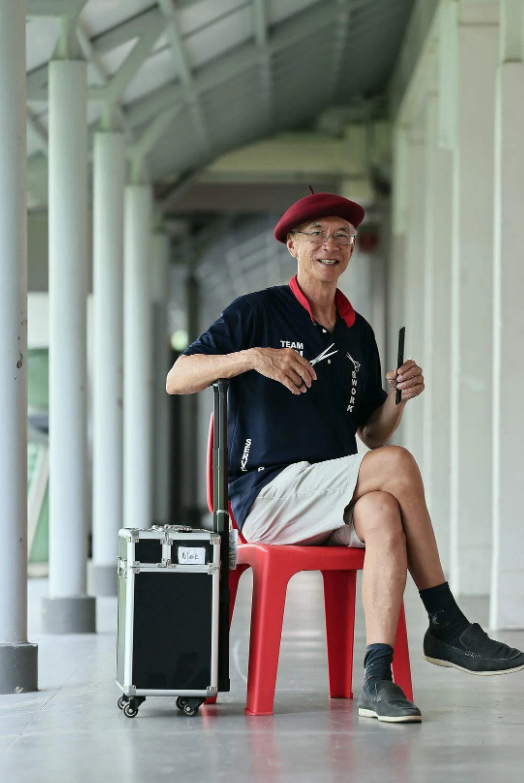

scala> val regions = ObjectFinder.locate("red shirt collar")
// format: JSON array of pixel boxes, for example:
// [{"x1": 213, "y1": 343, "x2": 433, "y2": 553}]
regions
[{"x1": 288, "y1": 274, "x2": 355, "y2": 328}]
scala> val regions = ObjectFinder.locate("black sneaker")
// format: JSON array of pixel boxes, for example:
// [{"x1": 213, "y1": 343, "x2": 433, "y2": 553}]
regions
[
  {"x1": 424, "y1": 623, "x2": 524, "y2": 675},
  {"x1": 358, "y1": 680, "x2": 422, "y2": 723}
]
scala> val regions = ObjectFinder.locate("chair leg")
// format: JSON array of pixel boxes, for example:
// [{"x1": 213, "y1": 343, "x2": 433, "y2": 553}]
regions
[
  {"x1": 323, "y1": 570, "x2": 357, "y2": 699},
  {"x1": 244, "y1": 560, "x2": 290, "y2": 716},
  {"x1": 392, "y1": 601, "x2": 414, "y2": 702},
  {"x1": 205, "y1": 564, "x2": 250, "y2": 706},
  {"x1": 229, "y1": 563, "x2": 250, "y2": 625}
]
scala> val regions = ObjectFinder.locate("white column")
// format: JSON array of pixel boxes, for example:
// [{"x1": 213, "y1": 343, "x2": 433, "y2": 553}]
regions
[
  {"x1": 43, "y1": 58, "x2": 95, "y2": 632},
  {"x1": 151, "y1": 231, "x2": 171, "y2": 524},
  {"x1": 387, "y1": 126, "x2": 409, "y2": 447},
  {"x1": 88, "y1": 132, "x2": 125, "y2": 596},
  {"x1": 124, "y1": 185, "x2": 153, "y2": 529},
  {"x1": 490, "y1": 0, "x2": 524, "y2": 629},
  {"x1": 449, "y1": 5, "x2": 498, "y2": 595},
  {"x1": 0, "y1": 0, "x2": 38, "y2": 692},
  {"x1": 402, "y1": 130, "x2": 426, "y2": 469},
  {"x1": 423, "y1": 93, "x2": 454, "y2": 576}
]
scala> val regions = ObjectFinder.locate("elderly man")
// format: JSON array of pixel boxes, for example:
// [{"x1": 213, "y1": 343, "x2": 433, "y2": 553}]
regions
[{"x1": 166, "y1": 190, "x2": 524, "y2": 723}]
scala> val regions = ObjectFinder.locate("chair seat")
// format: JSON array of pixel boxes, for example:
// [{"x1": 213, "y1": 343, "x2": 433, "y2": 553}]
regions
[{"x1": 237, "y1": 541, "x2": 365, "y2": 572}]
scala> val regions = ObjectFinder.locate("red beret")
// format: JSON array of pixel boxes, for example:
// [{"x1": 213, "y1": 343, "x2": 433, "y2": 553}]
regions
[{"x1": 274, "y1": 191, "x2": 365, "y2": 243}]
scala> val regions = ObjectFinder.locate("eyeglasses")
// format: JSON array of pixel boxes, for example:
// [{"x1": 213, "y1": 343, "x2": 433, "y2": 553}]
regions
[{"x1": 293, "y1": 230, "x2": 357, "y2": 247}]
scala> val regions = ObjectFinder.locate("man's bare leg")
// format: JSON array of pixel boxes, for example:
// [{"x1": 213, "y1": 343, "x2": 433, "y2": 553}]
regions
[
  {"x1": 351, "y1": 490, "x2": 407, "y2": 646},
  {"x1": 351, "y1": 445, "x2": 444, "y2": 590},
  {"x1": 348, "y1": 488, "x2": 422, "y2": 722}
]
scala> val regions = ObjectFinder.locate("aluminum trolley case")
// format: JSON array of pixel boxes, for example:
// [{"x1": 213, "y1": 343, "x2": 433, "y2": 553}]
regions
[{"x1": 116, "y1": 380, "x2": 231, "y2": 719}]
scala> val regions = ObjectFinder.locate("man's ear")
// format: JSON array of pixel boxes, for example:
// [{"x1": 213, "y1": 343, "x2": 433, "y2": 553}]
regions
[{"x1": 286, "y1": 233, "x2": 297, "y2": 259}]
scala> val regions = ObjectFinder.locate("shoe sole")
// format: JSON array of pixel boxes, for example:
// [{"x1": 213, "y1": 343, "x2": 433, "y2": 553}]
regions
[
  {"x1": 358, "y1": 707, "x2": 422, "y2": 723},
  {"x1": 423, "y1": 654, "x2": 524, "y2": 676}
]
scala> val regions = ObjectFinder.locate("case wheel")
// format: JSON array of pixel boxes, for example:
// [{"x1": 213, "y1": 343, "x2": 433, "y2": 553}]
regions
[
  {"x1": 117, "y1": 695, "x2": 127, "y2": 711},
  {"x1": 177, "y1": 697, "x2": 204, "y2": 716},
  {"x1": 123, "y1": 702, "x2": 139, "y2": 718}
]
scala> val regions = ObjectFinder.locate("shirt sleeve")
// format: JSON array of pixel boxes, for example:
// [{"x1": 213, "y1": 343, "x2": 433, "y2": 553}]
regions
[
  {"x1": 356, "y1": 325, "x2": 388, "y2": 429},
  {"x1": 183, "y1": 295, "x2": 257, "y2": 356}
]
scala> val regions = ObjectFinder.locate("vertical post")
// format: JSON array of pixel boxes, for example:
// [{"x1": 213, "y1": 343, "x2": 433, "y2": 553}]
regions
[
  {"x1": 490, "y1": 0, "x2": 524, "y2": 628},
  {"x1": 449, "y1": 6, "x2": 498, "y2": 595},
  {"x1": 151, "y1": 231, "x2": 171, "y2": 524},
  {"x1": 423, "y1": 93, "x2": 453, "y2": 576},
  {"x1": 42, "y1": 53, "x2": 95, "y2": 632},
  {"x1": 0, "y1": 0, "x2": 38, "y2": 692},
  {"x1": 402, "y1": 129, "x2": 426, "y2": 469},
  {"x1": 388, "y1": 124, "x2": 409, "y2": 441},
  {"x1": 181, "y1": 272, "x2": 200, "y2": 526},
  {"x1": 88, "y1": 131, "x2": 125, "y2": 596},
  {"x1": 123, "y1": 184, "x2": 153, "y2": 529}
]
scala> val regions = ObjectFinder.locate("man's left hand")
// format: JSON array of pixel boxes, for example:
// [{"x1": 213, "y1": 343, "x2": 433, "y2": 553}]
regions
[{"x1": 386, "y1": 359, "x2": 425, "y2": 402}]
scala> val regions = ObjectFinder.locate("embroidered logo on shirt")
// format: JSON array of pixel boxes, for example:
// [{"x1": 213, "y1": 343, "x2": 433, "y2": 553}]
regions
[
  {"x1": 240, "y1": 438, "x2": 252, "y2": 472},
  {"x1": 346, "y1": 352, "x2": 361, "y2": 372},
  {"x1": 346, "y1": 353, "x2": 360, "y2": 413}
]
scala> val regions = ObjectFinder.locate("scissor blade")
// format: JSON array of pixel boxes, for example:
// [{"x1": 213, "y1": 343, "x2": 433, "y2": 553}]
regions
[
  {"x1": 310, "y1": 345, "x2": 338, "y2": 366},
  {"x1": 310, "y1": 343, "x2": 336, "y2": 365}
]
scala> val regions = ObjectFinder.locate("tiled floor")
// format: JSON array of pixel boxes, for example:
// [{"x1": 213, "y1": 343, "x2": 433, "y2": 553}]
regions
[{"x1": 1, "y1": 574, "x2": 524, "y2": 782}]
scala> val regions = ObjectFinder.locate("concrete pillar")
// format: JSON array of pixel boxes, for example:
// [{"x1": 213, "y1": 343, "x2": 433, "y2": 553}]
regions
[
  {"x1": 123, "y1": 185, "x2": 153, "y2": 529},
  {"x1": 151, "y1": 231, "x2": 171, "y2": 525},
  {"x1": 88, "y1": 132, "x2": 125, "y2": 596},
  {"x1": 402, "y1": 129, "x2": 426, "y2": 470},
  {"x1": 387, "y1": 125, "x2": 409, "y2": 447},
  {"x1": 490, "y1": 0, "x2": 524, "y2": 628},
  {"x1": 422, "y1": 93, "x2": 453, "y2": 576},
  {"x1": 448, "y1": 4, "x2": 498, "y2": 595},
  {"x1": 0, "y1": 0, "x2": 38, "y2": 692},
  {"x1": 42, "y1": 58, "x2": 95, "y2": 633}
]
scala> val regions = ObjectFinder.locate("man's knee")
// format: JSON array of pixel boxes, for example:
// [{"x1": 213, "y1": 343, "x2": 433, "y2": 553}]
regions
[
  {"x1": 357, "y1": 445, "x2": 421, "y2": 496},
  {"x1": 353, "y1": 490, "x2": 405, "y2": 544}
]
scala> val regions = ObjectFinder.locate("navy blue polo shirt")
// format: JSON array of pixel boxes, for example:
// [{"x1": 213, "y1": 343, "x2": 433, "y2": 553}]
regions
[{"x1": 183, "y1": 275, "x2": 388, "y2": 530}]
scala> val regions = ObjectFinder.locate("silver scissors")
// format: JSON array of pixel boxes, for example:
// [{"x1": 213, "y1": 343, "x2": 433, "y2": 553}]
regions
[{"x1": 310, "y1": 343, "x2": 339, "y2": 366}]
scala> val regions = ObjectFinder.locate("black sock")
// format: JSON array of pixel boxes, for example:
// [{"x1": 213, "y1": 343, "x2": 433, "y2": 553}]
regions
[
  {"x1": 419, "y1": 581, "x2": 470, "y2": 645},
  {"x1": 363, "y1": 643, "x2": 393, "y2": 694}
]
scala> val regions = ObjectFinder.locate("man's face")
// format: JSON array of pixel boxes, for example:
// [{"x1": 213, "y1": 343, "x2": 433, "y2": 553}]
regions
[{"x1": 286, "y1": 215, "x2": 356, "y2": 284}]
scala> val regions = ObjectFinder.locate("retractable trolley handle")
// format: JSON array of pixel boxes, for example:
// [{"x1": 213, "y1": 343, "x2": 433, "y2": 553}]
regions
[
  {"x1": 212, "y1": 379, "x2": 230, "y2": 692},
  {"x1": 212, "y1": 379, "x2": 229, "y2": 534}
]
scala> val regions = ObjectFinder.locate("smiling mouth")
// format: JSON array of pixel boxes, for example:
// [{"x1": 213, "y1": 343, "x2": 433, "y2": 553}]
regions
[{"x1": 317, "y1": 259, "x2": 339, "y2": 265}]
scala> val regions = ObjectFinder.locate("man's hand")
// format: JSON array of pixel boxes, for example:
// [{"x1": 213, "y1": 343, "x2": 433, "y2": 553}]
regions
[
  {"x1": 386, "y1": 359, "x2": 425, "y2": 402},
  {"x1": 250, "y1": 347, "x2": 317, "y2": 395}
]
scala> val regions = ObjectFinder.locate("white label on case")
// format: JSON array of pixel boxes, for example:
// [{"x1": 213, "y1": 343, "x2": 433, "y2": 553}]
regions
[{"x1": 178, "y1": 547, "x2": 206, "y2": 565}]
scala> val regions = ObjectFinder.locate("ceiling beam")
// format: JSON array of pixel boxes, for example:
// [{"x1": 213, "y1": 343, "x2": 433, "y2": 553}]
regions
[
  {"x1": 89, "y1": 14, "x2": 167, "y2": 103},
  {"x1": 253, "y1": 0, "x2": 272, "y2": 132},
  {"x1": 26, "y1": 107, "x2": 49, "y2": 155},
  {"x1": 126, "y1": 0, "x2": 345, "y2": 131},
  {"x1": 156, "y1": 0, "x2": 212, "y2": 153},
  {"x1": 332, "y1": 0, "x2": 353, "y2": 91},
  {"x1": 26, "y1": 0, "x2": 86, "y2": 18},
  {"x1": 76, "y1": 20, "x2": 130, "y2": 133},
  {"x1": 128, "y1": 105, "x2": 182, "y2": 160},
  {"x1": 90, "y1": 7, "x2": 163, "y2": 55}
]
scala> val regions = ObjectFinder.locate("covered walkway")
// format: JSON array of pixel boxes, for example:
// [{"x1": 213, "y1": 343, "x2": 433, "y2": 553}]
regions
[{"x1": 2, "y1": 0, "x2": 524, "y2": 778}]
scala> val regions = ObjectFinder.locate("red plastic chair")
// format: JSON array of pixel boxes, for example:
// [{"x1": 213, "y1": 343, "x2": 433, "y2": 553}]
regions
[{"x1": 207, "y1": 414, "x2": 413, "y2": 716}]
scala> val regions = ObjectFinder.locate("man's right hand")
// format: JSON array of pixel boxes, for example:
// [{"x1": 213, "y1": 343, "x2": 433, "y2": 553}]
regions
[{"x1": 250, "y1": 347, "x2": 317, "y2": 395}]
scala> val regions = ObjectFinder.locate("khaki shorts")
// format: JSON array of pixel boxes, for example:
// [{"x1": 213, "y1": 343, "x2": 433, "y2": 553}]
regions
[{"x1": 241, "y1": 453, "x2": 367, "y2": 547}]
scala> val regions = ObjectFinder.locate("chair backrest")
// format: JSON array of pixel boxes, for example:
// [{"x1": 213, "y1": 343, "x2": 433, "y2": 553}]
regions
[{"x1": 207, "y1": 412, "x2": 246, "y2": 543}]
